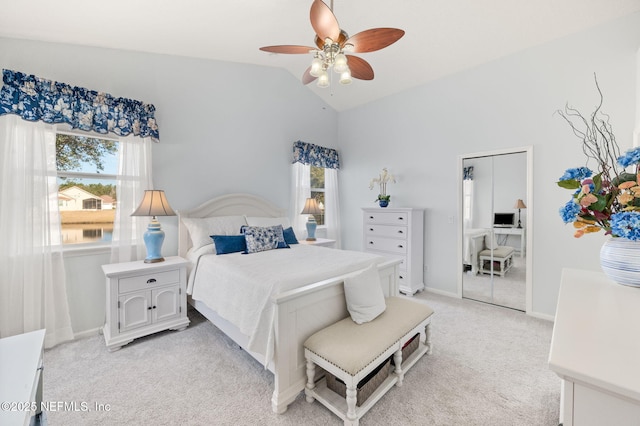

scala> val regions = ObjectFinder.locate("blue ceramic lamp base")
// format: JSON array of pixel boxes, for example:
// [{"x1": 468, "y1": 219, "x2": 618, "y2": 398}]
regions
[
  {"x1": 306, "y1": 217, "x2": 317, "y2": 241},
  {"x1": 143, "y1": 217, "x2": 165, "y2": 263}
]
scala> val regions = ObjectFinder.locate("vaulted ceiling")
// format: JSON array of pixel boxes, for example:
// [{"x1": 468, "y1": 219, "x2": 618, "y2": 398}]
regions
[{"x1": 1, "y1": 0, "x2": 639, "y2": 111}]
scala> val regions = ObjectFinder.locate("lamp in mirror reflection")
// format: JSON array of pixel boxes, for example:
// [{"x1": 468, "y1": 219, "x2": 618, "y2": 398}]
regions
[
  {"x1": 131, "y1": 190, "x2": 176, "y2": 263},
  {"x1": 513, "y1": 199, "x2": 526, "y2": 229},
  {"x1": 301, "y1": 198, "x2": 322, "y2": 241}
]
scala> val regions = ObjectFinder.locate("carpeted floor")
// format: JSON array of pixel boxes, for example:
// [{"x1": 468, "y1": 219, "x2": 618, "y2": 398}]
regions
[{"x1": 42, "y1": 291, "x2": 560, "y2": 425}]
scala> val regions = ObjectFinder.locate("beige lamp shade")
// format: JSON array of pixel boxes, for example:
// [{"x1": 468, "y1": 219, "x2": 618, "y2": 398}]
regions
[
  {"x1": 301, "y1": 198, "x2": 322, "y2": 215},
  {"x1": 513, "y1": 199, "x2": 527, "y2": 209},
  {"x1": 131, "y1": 190, "x2": 176, "y2": 217}
]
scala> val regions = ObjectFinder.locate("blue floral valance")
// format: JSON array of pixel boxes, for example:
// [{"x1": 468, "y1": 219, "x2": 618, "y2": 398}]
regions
[
  {"x1": 0, "y1": 69, "x2": 159, "y2": 141},
  {"x1": 292, "y1": 140, "x2": 340, "y2": 169}
]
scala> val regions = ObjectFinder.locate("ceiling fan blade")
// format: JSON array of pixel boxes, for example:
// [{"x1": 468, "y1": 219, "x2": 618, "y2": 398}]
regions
[
  {"x1": 302, "y1": 67, "x2": 317, "y2": 85},
  {"x1": 259, "y1": 45, "x2": 316, "y2": 54},
  {"x1": 310, "y1": 0, "x2": 340, "y2": 42},
  {"x1": 346, "y1": 28, "x2": 405, "y2": 53},
  {"x1": 347, "y1": 55, "x2": 374, "y2": 80}
]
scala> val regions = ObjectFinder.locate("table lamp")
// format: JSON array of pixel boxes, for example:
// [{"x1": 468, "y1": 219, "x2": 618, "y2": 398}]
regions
[
  {"x1": 131, "y1": 190, "x2": 176, "y2": 263},
  {"x1": 513, "y1": 199, "x2": 526, "y2": 229},
  {"x1": 301, "y1": 198, "x2": 322, "y2": 241}
]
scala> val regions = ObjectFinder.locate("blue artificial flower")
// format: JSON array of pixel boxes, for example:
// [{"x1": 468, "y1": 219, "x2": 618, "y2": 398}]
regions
[
  {"x1": 617, "y1": 147, "x2": 640, "y2": 168},
  {"x1": 558, "y1": 167, "x2": 592, "y2": 181},
  {"x1": 610, "y1": 211, "x2": 640, "y2": 240},
  {"x1": 559, "y1": 200, "x2": 581, "y2": 223}
]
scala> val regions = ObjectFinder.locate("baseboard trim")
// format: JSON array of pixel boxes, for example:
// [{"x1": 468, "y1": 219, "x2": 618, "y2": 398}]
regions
[
  {"x1": 423, "y1": 287, "x2": 458, "y2": 298},
  {"x1": 526, "y1": 311, "x2": 555, "y2": 322},
  {"x1": 73, "y1": 326, "x2": 103, "y2": 340}
]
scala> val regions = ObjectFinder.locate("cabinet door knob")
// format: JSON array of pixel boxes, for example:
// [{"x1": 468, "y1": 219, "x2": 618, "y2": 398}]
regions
[
  {"x1": 147, "y1": 278, "x2": 156, "y2": 284},
  {"x1": 152, "y1": 306, "x2": 157, "y2": 309},
  {"x1": 148, "y1": 306, "x2": 152, "y2": 310}
]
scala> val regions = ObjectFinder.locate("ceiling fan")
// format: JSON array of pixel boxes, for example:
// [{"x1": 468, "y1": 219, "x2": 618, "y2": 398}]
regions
[{"x1": 259, "y1": 0, "x2": 405, "y2": 87}]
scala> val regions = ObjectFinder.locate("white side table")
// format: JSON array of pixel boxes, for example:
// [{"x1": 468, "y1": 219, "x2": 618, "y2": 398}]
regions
[
  {"x1": 102, "y1": 256, "x2": 189, "y2": 351},
  {"x1": 0, "y1": 329, "x2": 46, "y2": 426},
  {"x1": 299, "y1": 238, "x2": 336, "y2": 248}
]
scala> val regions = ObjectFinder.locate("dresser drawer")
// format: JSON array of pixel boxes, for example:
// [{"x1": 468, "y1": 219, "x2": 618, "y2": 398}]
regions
[
  {"x1": 364, "y1": 211, "x2": 408, "y2": 225},
  {"x1": 364, "y1": 237, "x2": 407, "y2": 254},
  {"x1": 119, "y1": 269, "x2": 180, "y2": 294},
  {"x1": 364, "y1": 224, "x2": 408, "y2": 239}
]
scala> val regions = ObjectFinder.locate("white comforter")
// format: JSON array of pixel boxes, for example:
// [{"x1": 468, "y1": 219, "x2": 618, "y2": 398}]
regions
[{"x1": 188, "y1": 244, "x2": 384, "y2": 366}]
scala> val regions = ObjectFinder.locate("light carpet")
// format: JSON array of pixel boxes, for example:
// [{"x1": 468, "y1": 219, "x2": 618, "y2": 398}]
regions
[{"x1": 42, "y1": 292, "x2": 560, "y2": 425}]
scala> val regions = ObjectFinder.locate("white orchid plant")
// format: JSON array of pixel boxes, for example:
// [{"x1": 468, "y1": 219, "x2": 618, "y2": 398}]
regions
[{"x1": 369, "y1": 168, "x2": 396, "y2": 202}]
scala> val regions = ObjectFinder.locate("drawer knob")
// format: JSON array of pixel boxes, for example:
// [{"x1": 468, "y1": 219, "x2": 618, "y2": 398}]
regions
[
  {"x1": 369, "y1": 241, "x2": 374, "y2": 245},
  {"x1": 147, "y1": 278, "x2": 156, "y2": 284},
  {"x1": 369, "y1": 228, "x2": 374, "y2": 231},
  {"x1": 397, "y1": 230, "x2": 404, "y2": 234},
  {"x1": 369, "y1": 216, "x2": 374, "y2": 219},
  {"x1": 399, "y1": 275, "x2": 404, "y2": 279},
  {"x1": 398, "y1": 244, "x2": 404, "y2": 248},
  {"x1": 397, "y1": 217, "x2": 404, "y2": 220}
]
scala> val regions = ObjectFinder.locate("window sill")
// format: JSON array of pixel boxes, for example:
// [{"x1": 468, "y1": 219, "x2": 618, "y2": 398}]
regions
[{"x1": 63, "y1": 243, "x2": 111, "y2": 258}]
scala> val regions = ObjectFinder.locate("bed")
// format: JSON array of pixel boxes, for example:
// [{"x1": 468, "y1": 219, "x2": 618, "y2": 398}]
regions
[{"x1": 178, "y1": 193, "x2": 401, "y2": 414}]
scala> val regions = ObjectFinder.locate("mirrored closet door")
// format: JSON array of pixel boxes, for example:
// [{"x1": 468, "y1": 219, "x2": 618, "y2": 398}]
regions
[{"x1": 460, "y1": 149, "x2": 529, "y2": 311}]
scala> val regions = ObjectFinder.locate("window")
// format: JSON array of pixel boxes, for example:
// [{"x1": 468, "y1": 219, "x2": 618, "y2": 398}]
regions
[
  {"x1": 56, "y1": 132, "x2": 118, "y2": 245},
  {"x1": 310, "y1": 166, "x2": 326, "y2": 225}
]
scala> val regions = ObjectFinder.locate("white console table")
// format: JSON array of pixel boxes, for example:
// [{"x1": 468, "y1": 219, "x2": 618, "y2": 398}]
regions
[
  {"x1": 493, "y1": 227, "x2": 525, "y2": 257},
  {"x1": 0, "y1": 329, "x2": 46, "y2": 426},
  {"x1": 549, "y1": 269, "x2": 640, "y2": 425}
]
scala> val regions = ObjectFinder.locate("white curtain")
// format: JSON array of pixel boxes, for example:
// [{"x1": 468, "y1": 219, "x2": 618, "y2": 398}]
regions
[
  {"x1": 324, "y1": 168, "x2": 341, "y2": 248},
  {"x1": 0, "y1": 115, "x2": 74, "y2": 348},
  {"x1": 634, "y1": 46, "x2": 640, "y2": 147},
  {"x1": 110, "y1": 134, "x2": 153, "y2": 263},
  {"x1": 290, "y1": 162, "x2": 310, "y2": 238}
]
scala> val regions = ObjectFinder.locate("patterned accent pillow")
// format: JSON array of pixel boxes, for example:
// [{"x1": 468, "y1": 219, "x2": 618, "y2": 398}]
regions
[{"x1": 243, "y1": 225, "x2": 289, "y2": 254}]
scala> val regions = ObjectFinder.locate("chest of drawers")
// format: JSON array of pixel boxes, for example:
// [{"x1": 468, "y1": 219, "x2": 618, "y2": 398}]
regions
[{"x1": 362, "y1": 208, "x2": 424, "y2": 295}]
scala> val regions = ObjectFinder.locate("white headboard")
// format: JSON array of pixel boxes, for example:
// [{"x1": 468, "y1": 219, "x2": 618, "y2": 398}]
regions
[{"x1": 177, "y1": 193, "x2": 287, "y2": 258}]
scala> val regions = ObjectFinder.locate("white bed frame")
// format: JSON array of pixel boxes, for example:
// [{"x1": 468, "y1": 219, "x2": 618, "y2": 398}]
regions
[{"x1": 178, "y1": 193, "x2": 400, "y2": 414}]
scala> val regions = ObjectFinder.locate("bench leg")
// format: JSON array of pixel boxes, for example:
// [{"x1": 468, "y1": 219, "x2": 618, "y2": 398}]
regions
[
  {"x1": 305, "y1": 358, "x2": 316, "y2": 403},
  {"x1": 426, "y1": 323, "x2": 433, "y2": 355},
  {"x1": 394, "y1": 349, "x2": 404, "y2": 387},
  {"x1": 346, "y1": 384, "x2": 358, "y2": 423}
]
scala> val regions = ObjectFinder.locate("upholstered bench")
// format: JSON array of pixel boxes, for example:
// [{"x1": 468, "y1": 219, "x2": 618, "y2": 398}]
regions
[
  {"x1": 479, "y1": 245, "x2": 514, "y2": 277},
  {"x1": 304, "y1": 297, "x2": 434, "y2": 426}
]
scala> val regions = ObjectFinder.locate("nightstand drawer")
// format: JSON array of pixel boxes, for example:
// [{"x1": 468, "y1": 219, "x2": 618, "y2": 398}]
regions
[
  {"x1": 119, "y1": 269, "x2": 180, "y2": 294},
  {"x1": 364, "y1": 237, "x2": 407, "y2": 254},
  {"x1": 364, "y1": 224, "x2": 408, "y2": 239},
  {"x1": 364, "y1": 211, "x2": 408, "y2": 225}
]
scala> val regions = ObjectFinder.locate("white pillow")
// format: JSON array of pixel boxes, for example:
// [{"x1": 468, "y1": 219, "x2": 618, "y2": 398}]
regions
[
  {"x1": 485, "y1": 233, "x2": 499, "y2": 250},
  {"x1": 344, "y1": 264, "x2": 386, "y2": 324},
  {"x1": 245, "y1": 216, "x2": 292, "y2": 229},
  {"x1": 182, "y1": 216, "x2": 247, "y2": 250}
]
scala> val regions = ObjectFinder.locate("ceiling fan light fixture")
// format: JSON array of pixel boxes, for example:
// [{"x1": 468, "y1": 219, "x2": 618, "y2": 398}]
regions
[
  {"x1": 339, "y1": 69, "x2": 352, "y2": 85},
  {"x1": 333, "y1": 53, "x2": 348, "y2": 73},
  {"x1": 310, "y1": 56, "x2": 323, "y2": 77},
  {"x1": 317, "y1": 70, "x2": 330, "y2": 88}
]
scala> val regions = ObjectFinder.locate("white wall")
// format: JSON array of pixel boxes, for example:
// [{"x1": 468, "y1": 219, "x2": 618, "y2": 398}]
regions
[
  {"x1": 0, "y1": 37, "x2": 338, "y2": 335},
  {"x1": 338, "y1": 11, "x2": 640, "y2": 317}
]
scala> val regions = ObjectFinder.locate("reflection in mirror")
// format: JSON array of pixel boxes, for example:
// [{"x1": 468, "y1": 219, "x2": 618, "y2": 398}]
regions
[{"x1": 461, "y1": 152, "x2": 527, "y2": 311}]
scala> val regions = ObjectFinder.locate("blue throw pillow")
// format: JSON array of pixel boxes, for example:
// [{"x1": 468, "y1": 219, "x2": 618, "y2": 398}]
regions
[
  {"x1": 211, "y1": 235, "x2": 246, "y2": 255},
  {"x1": 283, "y1": 227, "x2": 299, "y2": 245}
]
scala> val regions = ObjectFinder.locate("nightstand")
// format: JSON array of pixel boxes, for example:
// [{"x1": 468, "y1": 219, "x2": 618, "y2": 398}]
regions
[
  {"x1": 102, "y1": 256, "x2": 189, "y2": 352},
  {"x1": 299, "y1": 238, "x2": 336, "y2": 248}
]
